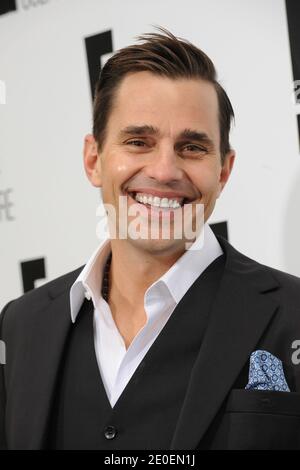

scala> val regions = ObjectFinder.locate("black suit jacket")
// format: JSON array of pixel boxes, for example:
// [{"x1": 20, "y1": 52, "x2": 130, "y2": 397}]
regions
[{"x1": 1, "y1": 235, "x2": 300, "y2": 450}]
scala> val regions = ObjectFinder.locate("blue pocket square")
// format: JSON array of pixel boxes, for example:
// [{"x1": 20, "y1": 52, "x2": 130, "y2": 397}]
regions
[{"x1": 245, "y1": 350, "x2": 290, "y2": 392}]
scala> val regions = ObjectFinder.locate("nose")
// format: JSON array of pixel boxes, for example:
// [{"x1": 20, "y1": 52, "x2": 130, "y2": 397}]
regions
[{"x1": 143, "y1": 143, "x2": 183, "y2": 184}]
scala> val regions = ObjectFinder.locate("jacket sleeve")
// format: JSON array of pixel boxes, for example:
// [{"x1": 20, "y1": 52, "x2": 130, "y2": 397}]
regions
[{"x1": 0, "y1": 301, "x2": 14, "y2": 450}]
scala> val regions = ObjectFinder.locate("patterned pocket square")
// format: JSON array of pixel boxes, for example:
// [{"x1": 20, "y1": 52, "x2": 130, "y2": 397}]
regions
[{"x1": 245, "y1": 350, "x2": 290, "y2": 392}]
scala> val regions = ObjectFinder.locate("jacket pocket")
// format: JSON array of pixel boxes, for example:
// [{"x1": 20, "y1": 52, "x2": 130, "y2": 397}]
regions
[
  {"x1": 226, "y1": 389, "x2": 300, "y2": 416},
  {"x1": 214, "y1": 389, "x2": 300, "y2": 449}
]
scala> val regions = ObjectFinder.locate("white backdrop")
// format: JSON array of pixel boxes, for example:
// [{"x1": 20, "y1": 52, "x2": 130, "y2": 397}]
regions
[{"x1": 1, "y1": 0, "x2": 299, "y2": 308}]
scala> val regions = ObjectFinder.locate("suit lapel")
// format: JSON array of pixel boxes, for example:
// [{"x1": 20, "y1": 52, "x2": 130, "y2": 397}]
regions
[
  {"x1": 170, "y1": 236, "x2": 280, "y2": 449},
  {"x1": 9, "y1": 268, "x2": 85, "y2": 449}
]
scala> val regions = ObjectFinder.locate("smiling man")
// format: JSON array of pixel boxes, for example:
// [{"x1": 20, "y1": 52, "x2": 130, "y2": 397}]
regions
[
  {"x1": 83, "y1": 64, "x2": 234, "y2": 350},
  {"x1": 1, "y1": 28, "x2": 300, "y2": 450}
]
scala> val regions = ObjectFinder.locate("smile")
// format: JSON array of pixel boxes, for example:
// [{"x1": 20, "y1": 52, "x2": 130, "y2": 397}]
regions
[
  {"x1": 133, "y1": 192, "x2": 182, "y2": 209},
  {"x1": 125, "y1": 190, "x2": 196, "y2": 210}
]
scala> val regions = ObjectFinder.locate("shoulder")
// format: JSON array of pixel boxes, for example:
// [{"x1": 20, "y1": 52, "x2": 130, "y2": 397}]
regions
[
  {"x1": 218, "y1": 234, "x2": 300, "y2": 291},
  {"x1": 265, "y1": 264, "x2": 300, "y2": 290},
  {"x1": 217, "y1": 235, "x2": 300, "y2": 313},
  {"x1": 0, "y1": 265, "x2": 84, "y2": 332},
  {"x1": 243, "y1": 250, "x2": 300, "y2": 298},
  {"x1": 235, "y1": 246, "x2": 300, "y2": 312},
  {"x1": 261, "y1": 264, "x2": 300, "y2": 310}
]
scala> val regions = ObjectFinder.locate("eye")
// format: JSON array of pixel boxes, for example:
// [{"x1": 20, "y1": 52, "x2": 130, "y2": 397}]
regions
[
  {"x1": 182, "y1": 144, "x2": 207, "y2": 153},
  {"x1": 126, "y1": 139, "x2": 147, "y2": 147}
]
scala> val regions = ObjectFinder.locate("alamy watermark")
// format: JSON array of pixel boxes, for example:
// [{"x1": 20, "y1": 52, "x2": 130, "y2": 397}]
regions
[
  {"x1": 95, "y1": 196, "x2": 205, "y2": 250},
  {"x1": 291, "y1": 340, "x2": 300, "y2": 365},
  {"x1": 292, "y1": 80, "x2": 300, "y2": 105}
]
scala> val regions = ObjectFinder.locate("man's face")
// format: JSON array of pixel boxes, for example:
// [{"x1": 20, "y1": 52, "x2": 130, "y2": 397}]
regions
[{"x1": 84, "y1": 71, "x2": 235, "y2": 256}]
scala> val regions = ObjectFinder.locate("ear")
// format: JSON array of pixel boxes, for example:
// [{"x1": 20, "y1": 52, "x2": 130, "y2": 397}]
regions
[
  {"x1": 216, "y1": 150, "x2": 235, "y2": 198},
  {"x1": 83, "y1": 134, "x2": 103, "y2": 187}
]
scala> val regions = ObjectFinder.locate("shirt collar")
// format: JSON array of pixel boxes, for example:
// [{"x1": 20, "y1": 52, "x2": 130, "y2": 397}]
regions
[
  {"x1": 156, "y1": 223, "x2": 223, "y2": 304},
  {"x1": 70, "y1": 223, "x2": 223, "y2": 322},
  {"x1": 70, "y1": 236, "x2": 111, "y2": 323}
]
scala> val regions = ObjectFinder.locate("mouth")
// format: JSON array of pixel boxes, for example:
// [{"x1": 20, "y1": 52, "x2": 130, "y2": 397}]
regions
[{"x1": 124, "y1": 190, "x2": 197, "y2": 210}]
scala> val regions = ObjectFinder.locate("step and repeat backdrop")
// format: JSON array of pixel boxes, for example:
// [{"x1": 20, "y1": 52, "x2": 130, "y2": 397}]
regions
[{"x1": 0, "y1": 0, "x2": 299, "y2": 308}]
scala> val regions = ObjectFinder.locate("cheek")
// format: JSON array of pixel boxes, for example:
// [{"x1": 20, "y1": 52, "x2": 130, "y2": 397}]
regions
[
  {"x1": 101, "y1": 152, "x2": 140, "y2": 197},
  {"x1": 102, "y1": 152, "x2": 129, "y2": 184},
  {"x1": 192, "y1": 166, "x2": 221, "y2": 196}
]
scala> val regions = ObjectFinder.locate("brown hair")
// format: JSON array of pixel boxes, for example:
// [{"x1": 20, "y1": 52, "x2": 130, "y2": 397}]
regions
[{"x1": 93, "y1": 26, "x2": 234, "y2": 164}]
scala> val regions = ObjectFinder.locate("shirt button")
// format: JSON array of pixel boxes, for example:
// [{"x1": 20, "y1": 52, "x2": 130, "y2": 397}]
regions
[{"x1": 104, "y1": 425, "x2": 117, "y2": 440}]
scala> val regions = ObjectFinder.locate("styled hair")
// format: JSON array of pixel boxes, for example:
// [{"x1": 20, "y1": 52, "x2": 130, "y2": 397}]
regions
[{"x1": 93, "y1": 26, "x2": 234, "y2": 164}]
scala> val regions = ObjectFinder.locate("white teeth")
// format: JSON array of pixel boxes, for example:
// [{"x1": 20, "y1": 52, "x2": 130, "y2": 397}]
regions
[
  {"x1": 133, "y1": 192, "x2": 182, "y2": 209},
  {"x1": 160, "y1": 198, "x2": 168, "y2": 207}
]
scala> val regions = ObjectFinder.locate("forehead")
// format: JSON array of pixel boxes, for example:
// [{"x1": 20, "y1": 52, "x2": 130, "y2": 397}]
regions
[{"x1": 106, "y1": 71, "x2": 220, "y2": 143}]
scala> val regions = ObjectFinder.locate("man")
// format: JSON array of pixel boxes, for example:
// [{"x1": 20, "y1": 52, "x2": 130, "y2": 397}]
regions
[{"x1": 1, "y1": 27, "x2": 300, "y2": 450}]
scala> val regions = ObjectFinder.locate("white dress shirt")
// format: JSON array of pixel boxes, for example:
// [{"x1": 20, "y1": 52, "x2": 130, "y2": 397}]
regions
[{"x1": 70, "y1": 223, "x2": 223, "y2": 408}]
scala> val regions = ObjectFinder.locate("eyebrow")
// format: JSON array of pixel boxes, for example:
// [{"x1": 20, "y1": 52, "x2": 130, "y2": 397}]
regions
[{"x1": 119, "y1": 125, "x2": 215, "y2": 148}]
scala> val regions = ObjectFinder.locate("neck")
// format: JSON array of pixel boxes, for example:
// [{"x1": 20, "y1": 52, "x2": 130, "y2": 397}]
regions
[{"x1": 108, "y1": 239, "x2": 186, "y2": 308}]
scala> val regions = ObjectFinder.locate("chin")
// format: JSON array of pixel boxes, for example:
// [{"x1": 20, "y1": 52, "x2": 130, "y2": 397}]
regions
[{"x1": 127, "y1": 236, "x2": 187, "y2": 256}]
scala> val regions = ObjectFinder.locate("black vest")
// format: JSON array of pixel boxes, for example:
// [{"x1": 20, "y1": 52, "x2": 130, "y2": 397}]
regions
[{"x1": 48, "y1": 254, "x2": 225, "y2": 449}]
